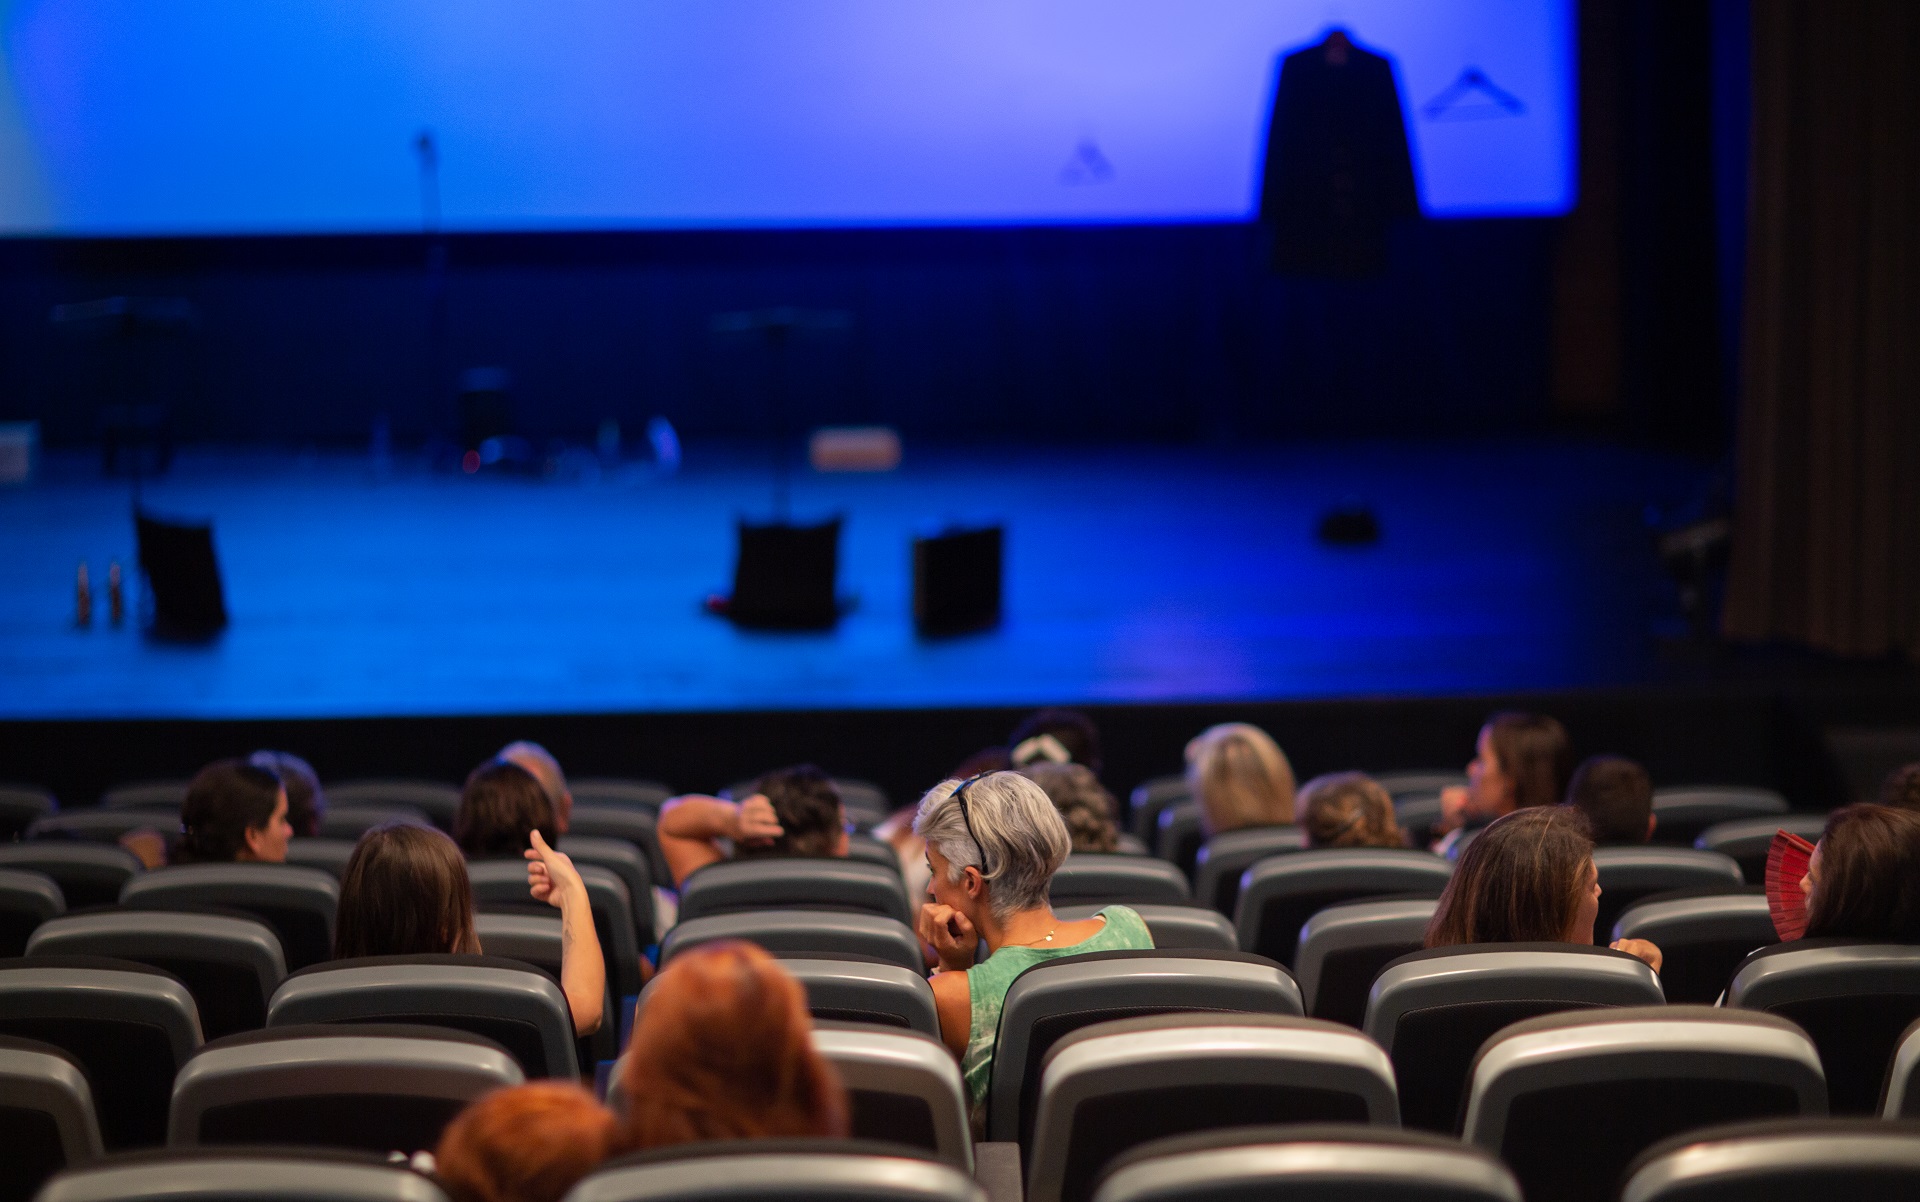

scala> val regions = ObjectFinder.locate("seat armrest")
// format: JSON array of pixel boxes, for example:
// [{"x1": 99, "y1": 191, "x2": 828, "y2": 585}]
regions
[{"x1": 973, "y1": 1141, "x2": 1023, "y2": 1202}]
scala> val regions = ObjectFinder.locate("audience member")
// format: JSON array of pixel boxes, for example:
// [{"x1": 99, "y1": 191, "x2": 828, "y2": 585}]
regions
[
  {"x1": 1294, "y1": 771, "x2": 1404, "y2": 848},
  {"x1": 657, "y1": 765, "x2": 847, "y2": 888},
  {"x1": 1019, "y1": 761, "x2": 1120, "y2": 852},
  {"x1": 1801, "y1": 804, "x2": 1920, "y2": 942},
  {"x1": 1432, "y1": 711, "x2": 1573, "y2": 857},
  {"x1": 1008, "y1": 707, "x2": 1104, "y2": 777},
  {"x1": 435, "y1": 1083, "x2": 619, "y2": 1202},
  {"x1": 1426, "y1": 805, "x2": 1662, "y2": 970},
  {"x1": 176, "y1": 758, "x2": 294, "y2": 864},
  {"x1": 1564, "y1": 754, "x2": 1654, "y2": 845},
  {"x1": 455, "y1": 760, "x2": 557, "y2": 858},
  {"x1": 1185, "y1": 722, "x2": 1296, "y2": 836},
  {"x1": 914, "y1": 771, "x2": 1154, "y2": 1117},
  {"x1": 1879, "y1": 762, "x2": 1920, "y2": 814},
  {"x1": 249, "y1": 750, "x2": 326, "y2": 837},
  {"x1": 336, "y1": 823, "x2": 605, "y2": 1033},
  {"x1": 498, "y1": 741, "x2": 574, "y2": 834},
  {"x1": 619, "y1": 942, "x2": 847, "y2": 1149}
]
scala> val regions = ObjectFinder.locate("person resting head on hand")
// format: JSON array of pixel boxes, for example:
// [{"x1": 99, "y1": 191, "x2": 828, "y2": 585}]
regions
[
  {"x1": 435, "y1": 1082, "x2": 619, "y2": 1202},
  {"x1": 1799, "y1": 803, "x2": 1920, "y2": 943},
  {"x1": 656, "y1": 764, "x2": 848, "y2": 889},
  {"x1": 1432, "y1": 711, "x2": 1573, "y2": 857},
  {"x1": 1425, "y1": 804, "x2": 1662, "y2": 972}
]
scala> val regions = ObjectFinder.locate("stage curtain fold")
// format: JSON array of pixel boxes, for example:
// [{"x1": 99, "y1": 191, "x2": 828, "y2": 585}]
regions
[{"x1": 1723, "y1": 0, "x2": 1920, "y2": 657}]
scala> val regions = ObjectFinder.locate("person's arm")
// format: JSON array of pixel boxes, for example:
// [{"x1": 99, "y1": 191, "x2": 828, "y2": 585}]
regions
[
  {"x1": 656, "y1": 793, "x2": 783, "y2": 888},
  {"x1": 918, "y1": 901, "x2": 979, "y2": 1059},
  {"x1": 1611, "y1": 937, "x2": 1663, "y2": 973},
  {"x1": 927, "y1": 968, "x2": 971, "y2": 1060},
  {"x1": 524, "y1": 830, "x2": 606, "y2": 1035}
]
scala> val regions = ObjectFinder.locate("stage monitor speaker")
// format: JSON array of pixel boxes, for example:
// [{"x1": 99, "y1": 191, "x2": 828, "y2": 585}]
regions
[
  {"x1": 724, "y1": 517, "x2": 842, "y2": 630},
  {"x1": 135, "y1": 508, "x2": 227, "y2": 639},
  {"x1": 914, "y1": 525, "x2": 1002, "y2": 637}
]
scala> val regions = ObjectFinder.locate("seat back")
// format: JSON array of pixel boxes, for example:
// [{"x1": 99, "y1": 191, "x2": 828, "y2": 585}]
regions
[
  {"x1": 570, "y1": 778, "x2": 671, "y2": 812},
  {"x1": 986, "y1": 949, "x2": 1304, "y2": 1144},
  {"x1": 169, "y1": 1023, "x2": 523, "y2": 1154},
  {"x1": 1612, "y1": 891, "x2": 1777, "y2": 1004},
  {"x1": 1027, "y1": 1014, "x2": 1398, "y2": 1202},
  {"x1": 1192, "y1": 828, "x2": 1307, "y2": 917},
  {"x1": 845, "y1": 833, "x2": 904, "y2": 876},
  {"x1": 267, "y1": 955, "x2": 576, "y2": 1079},
  {"x1": 0, "y1": 867, "x2": 65, "y2": 958},
  {"x1": 1234, "y1": 850, "x2": 1453, "y2": 966},
  {"x1": 677, "y1": 858, "x2": 913, "y2": 926},
  {"x1": 29, "y1": 810, "x2": 171, "y2": 844},
  {"x1": 1618, "y1": 1118, "x2": 1920, "y2": 1202},
  {"x1": 1590, "y1": 847, "x2": 1743, "y2": 943},
  {"x1": 658, "y1": 910, "x2": 924, "y2": 975},
  {"x1": 564, "y1": 1141, "x2": 982, "y2": 1202},
  {"x1": 0, "y1": 957, "x2": 203, "y2": 1148},
  {"x1": 557, "y1": 835, "x2": 656, "y2": 946},
  {"x1": 121, "y1": 864, "x2": 340, "y2": 971},
  {"x1": 1886, "y1": 1018, "x2": 1920, "y2": 1118},
  {"x1": 325, "y1": 781, "x2": 459, "y2": 831},
  {"x1": 1054, "y1": 905, "x2": 1237, "y2": 952},
  {"x1": 564, "y1": 806, "x2": 671, "y2": 896},
  {"x1": 1649, "y1": 788, "x2": 1788, "y2": 847},
  {"x1": 1127, "y1": 776, "x2": 1189, "y2": 842},
  {"x1": 1050, "y1": 855, "x2": 1191, "y2": 908},
  {"x1": 316, "y1": 806, "x2": 428, "y2": 840},
  {"x1": 1374, "y1": 772, "x2": 1469, "y2": 798},
  {"x1": 0, "y1": 845, "x2": 143, "y2": 910},
  {"x1": 1462, "y1": 1006, "x2": 1826, "y2": 1202},
  {"x1": 770, "y1": 957, "x2": 939, "y2": 1036},
  {"x1": 812, "y1": 1024, "x2": 971, "y2": 1169},
  {"x1": 283, "y1": 839, "x2": 357, "y2": 879},
  {"x1": 0, "y1": 1035, "x2": 102, "y2": 1202},
  {"x1": 1293, "y1": 897, "x2": 1438, "y2": 1028},
  {"x1": 1153, "y1": 803, "x2": 1205, "y2": 881},
  {"x1": 1392, "y1": 794, "x2": 1447, "y2": 850},
  {"x1": 0, "y1": 783, "x2": 57, "y2": 839},
  {"x1": 28, "y1": 910, "x2": 285, "y2": 1040},
  {"x1": 1694, "y1": 814, "x2": 1830, "y2": 883},
  {"x1": 1088, "y1": 1125, "x2": 1520, "y2": 1202},
  {"x1": 1362, "y1": 943, "x2": 1665, "y2": 1132},
  {"x1": 475, "y1": 911, "x2": 616, "y2": 1068},
  {"x1": 469, "y1": 859, "x2": 642, "y2": 999},
  {"x1": 35, "y1": 1147, "x2": 453, "y2": 1202},
  {"x1": 1728, "y1": 941, "x2": 1920, "y2": 1114},
  {"x1": 99, "y1": 781, "x2": 190, "y2": 811}
]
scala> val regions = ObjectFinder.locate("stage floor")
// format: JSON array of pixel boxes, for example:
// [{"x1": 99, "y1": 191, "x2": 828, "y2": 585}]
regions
[{"x1": 2, "y1": 439, "x2": 1715, "y2": 719}]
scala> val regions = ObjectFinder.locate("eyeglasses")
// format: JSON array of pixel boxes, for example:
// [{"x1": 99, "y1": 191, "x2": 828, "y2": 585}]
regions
[{"x1": 950, "y1": 772, "x2": 989, "y2": 868}]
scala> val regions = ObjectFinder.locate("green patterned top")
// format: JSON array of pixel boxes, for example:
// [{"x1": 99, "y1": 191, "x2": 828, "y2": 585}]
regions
[{"x1": 960, "y1": 904, "x2": 1155, "y2": 1114}]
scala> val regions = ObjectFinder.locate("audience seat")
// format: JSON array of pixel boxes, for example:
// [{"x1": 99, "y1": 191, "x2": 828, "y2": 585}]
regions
[
  {"x1": 1693, "y1": 814, "x2": 1830, "y2": 883},
  {"x1": 677, "y1": 858, "x2": 913, "y2": 927},
  {"x1": 1234, "y1": 849, "x2": 1454, "y2": 966},
  {"x1": 1727, "y1": 940, "x2": 1920, "y2": 1114},
  {"x1": 0, "y1": 956, "x2": 203, "y2": 1149},
  {"x1": 0, "y1": 1035, "x2": 103, "y2": 1202},
  {"x1": 564, "y1": 806, "x2": 672, "y2": 897},
  {"x1": 1362, "y1": 943, "x2": 1666, "y2": 1132},
  {"x1": 34, "y1": 1147, "x2": 452, "y2": 1202},
  {"x1": 772, "y1": 957, "x2": 940, "y2": 1036},
  {"x1": 564, "y1": 1140, "x2": 981, "y2": 1202},
  {"x1": 657, "y1": 910, "x2": 924, "y2": 975},
  {"x1": 168, "y1": 1024, "x2": 523, "y2": 1154},
  {"x1": 325, "y1": 780, "x2": 459, "y2": 831},
  {"x1": 812, "y1": 1024, "x2": 972, "y2": 1170},
  {"x1": 28, "y1": 910, "x2": 286, "y2": 1041},
  {"x1": 1153, "y1": 802, "x2": 1206, "y2": 880},
  {"x1": 846, "y1": 832, "x2": 905, "y2": 877},
  {"x1": 267, "y1": 954, "x2": 577, "y2": 1080},
  {"x1": 558, "y1": 834, "x2": 657, "y2": 946},
  {"x1": 1192, "y1": 828, "x2": 1307, "y2": 917},
  {"x1": 1611, "y1": 890, "x2": 1777, "y2": 1004},
  {"x1": 1648, "y1": 788, "x2": 1789, "y2": 847},
  {"x1": 1050, "y1": 855, "x2": 1191, "y2": 907},
  {"x1": 1618, "y1": 1118, "x2": 1920, "y2": 1202},
  {"x1": 1461, "y1": 1006, "x2": 1827, "y2": 1202},
  {"x1": 1087, "y1": 1125, "x2": 1520, "y2": 1202},
  {"x1": 0, "y1": 844, "x2": 143, "y2": 912},
  {"x1": 1054, "y1": 904, "x2": 1237, "y2": 952},
  {"x1": 1373, "y1": 772, "x2": 1469, "y2": 798},
  {"x1": 120, "y1": 864, "x2": 340, "y2": 971},
  {"x1": 1026, "y1": 1014, "x2": 1399, "y2": 1202},
  {"x1": 99, "y1": 781, "x2": 190, "y2": 811},
  {"x1": 469, "y1": 859, "x2": 643, "y2": 1001},
  {"x1": 28, "y1": 810, "x2": 173, "y2": 844},
  {"x1": 1391, "y1": 794, "x2": 1447, "y2": 850},
  {"x1": 473, "y1": 912, "x2": 616, "y2": 1068},
  {"x1": 0, "y1": 867, "x2": 65, "y2": 958},
  {"x1": 1590, "y1": 847, "x2": 1744, "y2": 944},
  {"x1": 282, "y1": 838, "x2": 356, "y2": 879},
  {"x1": 1884, "y1": 1018, "x2": 1920, "y2": 1118},
  {"x1": 316, "y1": 806, "x2": 428, "y2": 840},
  {"x1": 984, "y1": 949, "x2": 1305, "y2": 1148},
  {"x1": 570, "y1": 778, "x2": 672, "y2": 811},
  {"x1": 0, "y1": 783, "x2": 58, "y2": 839},
  {"x1": 1127, "y1": 776, "x2": 1189, "y2": 842},
  {"x1": 1293, "y1": 898, "x2": 1438, "y2": 1029}
]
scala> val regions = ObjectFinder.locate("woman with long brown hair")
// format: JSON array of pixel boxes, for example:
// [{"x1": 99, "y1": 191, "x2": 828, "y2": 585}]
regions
[
  {"x1": 1801, "y1": 804, "x2": 1920, "y2": 942},
  {"x1": 1431, "y1": 711, "x2": 1573, "y2": 856}
]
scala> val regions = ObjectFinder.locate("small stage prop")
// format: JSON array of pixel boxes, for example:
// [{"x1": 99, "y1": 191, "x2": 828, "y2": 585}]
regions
[
  {"x1": 135, "y1": 509, "x2": 227, "y2": 640},
  {"x1": 914, "y1": 525, "x2": 1003, "y2": 637}
]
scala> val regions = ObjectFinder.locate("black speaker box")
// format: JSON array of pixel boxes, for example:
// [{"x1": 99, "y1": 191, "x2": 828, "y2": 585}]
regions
[
  {"x1": 914, "y1": 525, "x2": 1002, "y2": 637},
  {"x1": 724, "y1": 518, "x2": 842, "y2": 630},
  {"x1": 135, "y1": 509, "x2": 227, "y2": 639}
]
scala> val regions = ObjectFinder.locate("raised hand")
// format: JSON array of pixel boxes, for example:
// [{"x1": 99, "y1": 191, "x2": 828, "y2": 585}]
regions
[{"x1": 524, "y1": 828, "x2": 586, "y2": 909}]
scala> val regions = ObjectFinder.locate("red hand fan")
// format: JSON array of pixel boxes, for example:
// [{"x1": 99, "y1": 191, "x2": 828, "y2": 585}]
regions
[{"x1": 1765, "y1": 829, "x2": 1816, "y2": 941}]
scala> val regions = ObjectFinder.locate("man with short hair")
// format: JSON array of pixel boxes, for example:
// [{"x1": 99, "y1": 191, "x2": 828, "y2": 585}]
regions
[
  {"x1": 657, "y1": 764, "x2": 849, "y2": 888},
  {"x1": 1564, "y1": 755, "x2": 1655, "y2": 845}
]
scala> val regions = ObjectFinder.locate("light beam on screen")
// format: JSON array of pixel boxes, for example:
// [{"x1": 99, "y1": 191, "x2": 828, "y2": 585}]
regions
[{"x1": 0, "y1": 0, "x2": 1571, "y2": 235}]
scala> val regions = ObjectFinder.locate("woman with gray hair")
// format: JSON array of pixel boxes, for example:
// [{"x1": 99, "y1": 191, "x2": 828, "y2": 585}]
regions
[{"x1": 914, "y1": 771, "x2": 1154, "y2": 1117}]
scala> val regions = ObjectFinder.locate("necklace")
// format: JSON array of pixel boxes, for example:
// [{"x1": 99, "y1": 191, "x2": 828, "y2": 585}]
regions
[{"x1": 1009, "y1": 927, "x2": 1057, "y2": 947}]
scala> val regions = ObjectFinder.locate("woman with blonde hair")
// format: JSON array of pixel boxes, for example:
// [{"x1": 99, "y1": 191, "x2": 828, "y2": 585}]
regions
[
  {"x1": 1185, "y1": 722, "x2": 1297, "y2": 835},
  {"x1": 1295, "y1": 771, "x2": 1404, "y2": 848}
]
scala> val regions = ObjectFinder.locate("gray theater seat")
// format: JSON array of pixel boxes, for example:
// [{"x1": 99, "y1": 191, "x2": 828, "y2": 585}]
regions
[
  {"x1": 268, "y1": 954, "x2": 576, "y2": 1079},
  {"x1": 779, "y1": 957, "x2": 940, "y2": 1035},
  {"x1": 1461, "y1": 1006, "x2": 1826, "y2": 1202},
  {"x1": 1153, "y1": 803, "x2": 1205, "y2": 881},
  {"x1": 1027, "y1": 1014, "x2": 1399, "y2": 1202},
  {"x1": 469, "y1": 859, "x2": 642, "y2": 1000},
  {"x1": 1050, "y1": 855, "x2": 1191, "y2": 907},
  {"x1": 986, "y1": 949, "x2": 1304, "y2": 1147},
  {"x1": 1234, "y1": 849, "x2": 1453, "y2": 967},
  {"x1": 0, "y1": 956, "x2": 203, "y2": 1149},
  {"x1": 0, "y1": 867, "x2": 65, "y2": 958},
  {"x1": 1649, "y1": 787, "x2": 1789, "y2": 847},
  {"x1": 1590, "y1": 847, "x2": 1744, "y2": 944},
  {"x1": 845, "y1": 832, "x2": 905, "y2": 876},
  {"x1": 564, "y1": 806, "x2": 672, "y2": 896},
  {"x1": 570, "y1": 778, "x2": 672, "y2": 811},
  {"x1": 557, "y1": 835, "x2": 656, "y2": 946},
  {"x1": 812, "y1": 1024, "x2": 972, "y2": 1169},
  {"x1": 1373, "y1": 772, "x2": 1469, "y2": 798},
  {"x1": 0, "y1": 783, "x2": 58, "y2": 839},
  {"x1": 564, "y1": 1141, "x2": 981, "y2": 1202},
  {"x1": 677, "y1": 857, "x2": 913, "y2": 926},
  {"x1": 1127, "y1": 776, "x2": 1189, "y2": 842},
  {"x1": 0, "y1": 1035, "x2": 102, "y2": 1202},
  {"x1": 1089, "y1": 1125, "x2": 1520, "y2": 1202},
  {"x1": 1362, "y1": 943, "x2": 1665, "y2": 1133},
  {"x1": 1193, "y1": 828, "x2": 1307, "y2": 917},
  {"x1": 121, "y1": 864, "x2": 340, "y2": 971},
  {"x1": 283, "y1": 839, "x2": 357, "y2": 879},
  {"x1": 474, "y1": 912, "x2": 615, "y2": 1068},
  {"x1": 326, "y1": 781, "x2": 459, "y2": 831},
  {"x1": 1885, "y1": 1018, "x2": 1920, "y2": 1118},
  {"x1": 1612, "y1": 890, "x2": 1777, "y2": 1003},
  {"x1": 1055, "y1": 904, "x2": 1236, "y2": 952},
  {"x1": 1693, "y1": 814, "x2": 1830, "y2": 883},
  {"x1": 100, "y1": 781, "x2": 191, "y2": 811},
  {"x1": 1391, "y1": 794, "x2": 1447, "y2": 849},
  {"x1": 1619, "y1": 1118, "x2": 1920, "y2": 1202},
  {"x1": 1728, "y1": 940, "x2": 1920, "y2": 1114},
  {"x1": 657, "y1": 910, "x2": 925, "y2": 975},
  {"x1": 34, "y1": 1147, "x2": 452, "y2": 1202},
  {"x1": 0, "y1": 844, "x2": 143, "y2": 910},
  {"x1": 316, "y1": 806, "x2": 428, "y2": 840},
  {"x1": 1293, "y1": 897, "x2": 1438, "y2": 1028},
  {"x1": 28, "y1": 910, "x2": 285, "y2": 1041},
  {"x1": 169, "y1": 1024, "x2": 523, "y2": 1153},
  {"x1": 29, "y1": 810, "x2": 174, "y2": 844}
]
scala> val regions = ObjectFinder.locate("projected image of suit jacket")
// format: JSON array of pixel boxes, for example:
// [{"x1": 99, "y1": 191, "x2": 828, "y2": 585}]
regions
[{"x1": 1258, "y1": 29, "x2": 1419, "y2": 277}]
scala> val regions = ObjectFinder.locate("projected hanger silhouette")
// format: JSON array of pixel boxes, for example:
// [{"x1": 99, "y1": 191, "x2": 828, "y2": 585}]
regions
[{"x1": 1421, "y1": 68, "x2": 1526, "y2": 121}]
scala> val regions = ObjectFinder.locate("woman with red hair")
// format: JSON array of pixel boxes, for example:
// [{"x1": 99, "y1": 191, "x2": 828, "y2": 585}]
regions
[
  {"x1": 619, "y1": 942, "x2": 847, "y2": 1149},
  {"x1": 435, "y1": 1083, "x2": 620, "y2": 1202}
]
